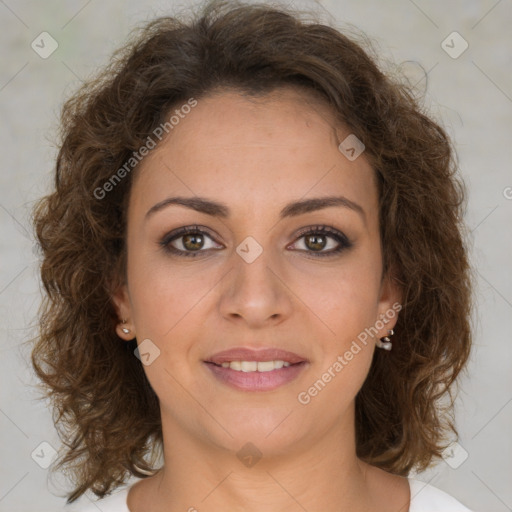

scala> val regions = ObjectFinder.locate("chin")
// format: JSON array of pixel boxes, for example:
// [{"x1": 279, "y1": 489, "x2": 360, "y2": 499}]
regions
[{"x1": 211, "y1": 411, "x2": 307, "y2": 455}]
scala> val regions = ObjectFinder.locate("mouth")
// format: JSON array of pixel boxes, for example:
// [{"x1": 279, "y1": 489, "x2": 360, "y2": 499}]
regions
[
  {"x1": 203, "y1": 347, "x2": 308, "y2": 391},
  {"x1": 206, "y1": 359, "x2": 298, "y2": 372},
  {"x1": 205, "y1": 346, "x2": 307, "y2": 365}
]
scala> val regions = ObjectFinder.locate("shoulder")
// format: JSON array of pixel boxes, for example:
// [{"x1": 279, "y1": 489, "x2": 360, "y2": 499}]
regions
[
  {"x1": 408, "y1": 478, "x2": 473, "y2": 512},
  {"x1": 76, "y1": 486, "x2": 130, "y2": 512}
]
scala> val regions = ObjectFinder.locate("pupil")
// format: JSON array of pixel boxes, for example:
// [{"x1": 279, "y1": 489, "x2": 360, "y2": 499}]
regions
[
  {"x1": 184, "y1": 233, "x2": 203, "y2": 251},
  {"x1": 306, "y1": 234, "x2": 325, "y2": 251}
]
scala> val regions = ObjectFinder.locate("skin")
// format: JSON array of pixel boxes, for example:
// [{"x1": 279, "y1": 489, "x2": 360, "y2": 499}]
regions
[{"x1": 113, "y1": 87, "x2": 409, "y2": 512}]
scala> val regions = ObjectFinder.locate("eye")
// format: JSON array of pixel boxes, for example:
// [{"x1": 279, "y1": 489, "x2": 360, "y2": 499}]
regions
[
  {"x1": 160, "y1": 224, "x2": 352, "y2": 258},
  {"x1": 289, "y1": 225, "x2": 352, "y2": 257},
  {"x1": 160, "y1": 225, "x2": 222, "y2": 258}
]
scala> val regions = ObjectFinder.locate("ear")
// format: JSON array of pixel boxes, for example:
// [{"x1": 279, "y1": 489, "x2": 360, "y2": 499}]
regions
[
  {"x1": 375, "y1": 268, "x2": 402, "y2": 338},
  {"x1": 111, "y1": 282, "x2": 136, "y2": 341}
]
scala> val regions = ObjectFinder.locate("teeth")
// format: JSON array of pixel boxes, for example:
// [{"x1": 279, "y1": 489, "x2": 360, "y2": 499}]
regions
[
  {"x1": 241, "y1": 361, "x2": 257, "y2": 372},
  {"x1": 218, "y1": 360, "x2": 292, "y2": 372},
  {"x1": 256, "y1": 360, "x2": 276, "y2": 372}
]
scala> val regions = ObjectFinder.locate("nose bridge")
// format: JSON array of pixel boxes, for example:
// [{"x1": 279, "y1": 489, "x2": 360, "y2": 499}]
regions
[
  {"x1": 233, "y1": 233, "x2": 280, "y2": 299},
  {"x1": 218, "y1": 232, "x2": 292, "y2": 324}
]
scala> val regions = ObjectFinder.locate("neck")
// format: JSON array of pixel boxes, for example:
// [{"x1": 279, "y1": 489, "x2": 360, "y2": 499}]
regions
[{"x1": 144, "y1": 407, "x2": 378, "y2": 512}]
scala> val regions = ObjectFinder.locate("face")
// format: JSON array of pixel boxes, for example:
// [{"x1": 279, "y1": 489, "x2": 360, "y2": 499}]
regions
[{"x1": 113, "y1": 88, "x2": 400, "y2": 458}]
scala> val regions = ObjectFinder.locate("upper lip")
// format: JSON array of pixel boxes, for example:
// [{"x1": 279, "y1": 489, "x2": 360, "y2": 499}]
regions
[{"x1": 205, "y1": 347, "x2": 307, "y2": 365}]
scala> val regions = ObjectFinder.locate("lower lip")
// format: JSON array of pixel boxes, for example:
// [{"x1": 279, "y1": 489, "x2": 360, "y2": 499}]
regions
[{"x1": 204, "y1": 361, "x2": 307, "y2": 391}]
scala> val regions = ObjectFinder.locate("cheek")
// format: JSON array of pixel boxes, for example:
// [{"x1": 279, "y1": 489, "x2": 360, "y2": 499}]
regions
[
  {"x1": 125, "y1": 257, "x2": 209, "y2": 415},
  {"x1": 126, "y1": 247, "x2": 203, "y2": 337},
  {"x1": 297, "y1": 253, "x2": 383, "y2": 337},
  {"x1": 125, "y1": 252, "x2": 217, "y2": 382},
  {"x1": 296, "y1": 251, "x2": 381, "y2": 390},
  {"x1": 297, "y1": 280, "x2": 378, "y2": 416}
]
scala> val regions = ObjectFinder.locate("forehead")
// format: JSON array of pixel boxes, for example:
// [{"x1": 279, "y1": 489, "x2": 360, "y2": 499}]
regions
[{"x1": 131, "y1": 88, "x2": 378, "y2": 221}]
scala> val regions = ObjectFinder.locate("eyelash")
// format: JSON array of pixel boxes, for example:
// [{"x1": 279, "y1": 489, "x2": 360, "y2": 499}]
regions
[{"x1": 159, "y1": 224, "x2": 353, "y2": 259}]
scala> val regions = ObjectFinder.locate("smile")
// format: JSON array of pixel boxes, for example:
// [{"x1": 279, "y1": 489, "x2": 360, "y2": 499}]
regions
[
  {"x1": 217, "y1": 360, "x2": 291, "y2": 372},
  {"x1": 204, "y1": 360, "x2": 307, "y2": 391}
]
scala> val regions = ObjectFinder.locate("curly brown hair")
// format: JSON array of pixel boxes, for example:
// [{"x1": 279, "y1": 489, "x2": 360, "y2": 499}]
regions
[{"x1": 31, "y1": 0, "x2": 473, "y2": 503}]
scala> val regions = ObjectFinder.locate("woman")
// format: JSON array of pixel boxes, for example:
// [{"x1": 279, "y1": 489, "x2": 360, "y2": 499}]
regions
[{"x1": 31, "y1": 1, "x2": 473, "y2": 510}]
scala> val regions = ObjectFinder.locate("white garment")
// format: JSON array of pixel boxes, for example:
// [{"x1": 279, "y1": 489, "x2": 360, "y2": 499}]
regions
[{"x1": 78, "y1": 477, "x2": 473, "y2": 511}]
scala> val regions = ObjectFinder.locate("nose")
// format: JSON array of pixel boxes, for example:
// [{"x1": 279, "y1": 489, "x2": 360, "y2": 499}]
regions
[{"x1": 217, "y1": 241, "x2": 294, "y2": 328}]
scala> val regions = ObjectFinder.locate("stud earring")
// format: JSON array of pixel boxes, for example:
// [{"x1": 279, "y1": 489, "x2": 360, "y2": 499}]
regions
[
  {"x1": 376, "y1": 329, "x2": 394, "y2": 351},
  {"x1": 121, "y1": 319, "x2": 131, "y2": 334}
]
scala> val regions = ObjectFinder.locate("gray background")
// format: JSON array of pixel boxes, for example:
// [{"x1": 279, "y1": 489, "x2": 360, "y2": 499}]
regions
[{"x1": 0, "y1": 0, "x2": 511, "y2": 511}]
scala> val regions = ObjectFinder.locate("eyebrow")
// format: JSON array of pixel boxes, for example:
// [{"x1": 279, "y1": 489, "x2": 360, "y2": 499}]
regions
[{"x1": 145, "y1": 195, "x2": 366, "y2": 223}]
